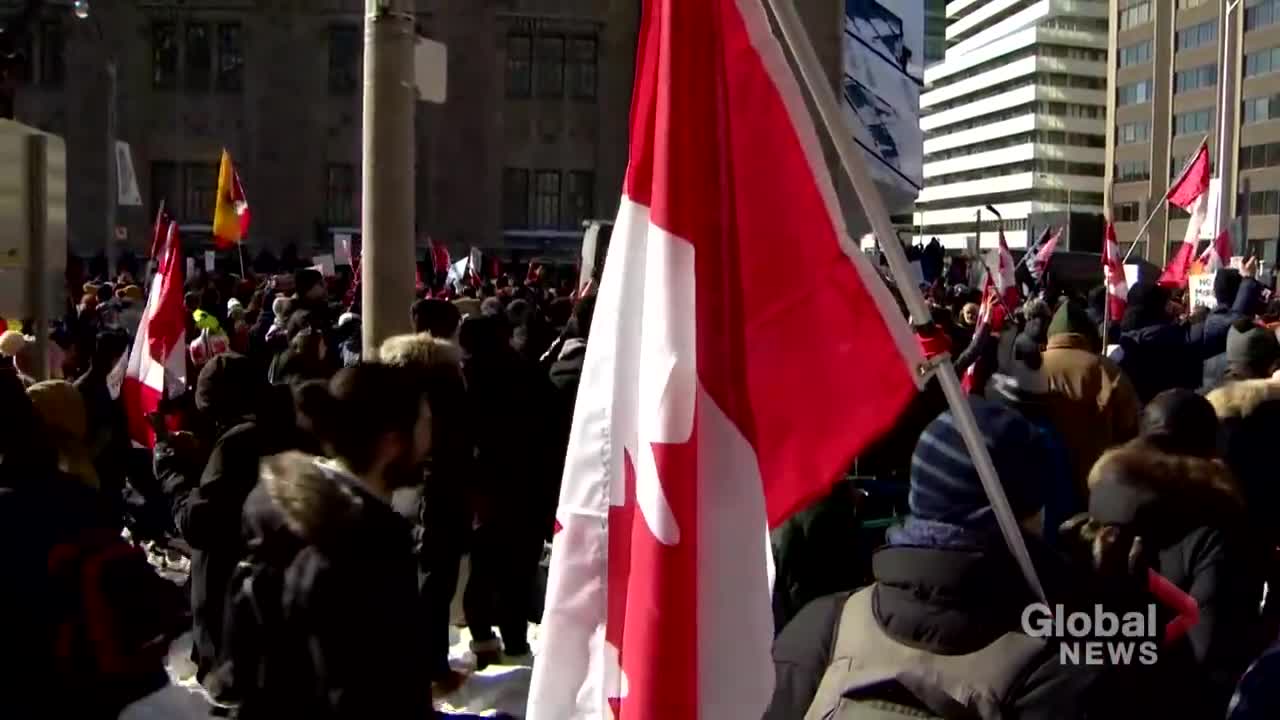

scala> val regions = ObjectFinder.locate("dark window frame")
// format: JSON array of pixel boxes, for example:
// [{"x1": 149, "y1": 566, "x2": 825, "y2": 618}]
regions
[
  {"x1": 325, "y1": 163, "x2": 357, "y2": 226},
  {"x1": 534, "y1": 34, "x2": 565, "y2": 98},
  {"x1": 183, "y1": 162, "x2": 219, "y2": 224},
  {"x1": 533, "y1": 169, "x2": 561, "y2": 229},
  {"x1": 215, "y1": 22, "x2": 245, "y2": 93},
  {"x1": 566, "y1": 170, "x2": 594, "y2": 229},
  {"x1": 506, "y1": 32, "x2": 532, "y2": 99},
  {"x1": 183, "y1": 22, "x2": 212, "y2": 92},
  {"x1": 328, "y1": 24, "x2": 360, "y2": 94},
  {"x1": 503, "y1": 167, "x2": 531, "y2": 228},
  {"x1": 567, "y1": 35, "x2": 598, "y2": 101},
  {"x1": 152, "y1": 21, "x2": 179, "y2": 90}
]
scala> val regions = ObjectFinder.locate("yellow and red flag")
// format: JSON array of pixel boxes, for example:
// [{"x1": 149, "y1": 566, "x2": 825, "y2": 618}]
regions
[{"x1": 212, "y1": 149, "x2": 250, "y2": 249}]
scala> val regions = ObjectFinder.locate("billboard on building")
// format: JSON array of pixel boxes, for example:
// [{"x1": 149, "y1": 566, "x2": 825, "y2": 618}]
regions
[{"x1": 842, "y1": 0, "x2": 923, "y2": 209}]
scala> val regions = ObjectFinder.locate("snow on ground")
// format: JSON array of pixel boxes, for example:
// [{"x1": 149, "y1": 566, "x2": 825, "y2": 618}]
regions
[{"x1": 120, "y1": 624, "x2": 536, "y2": 719}]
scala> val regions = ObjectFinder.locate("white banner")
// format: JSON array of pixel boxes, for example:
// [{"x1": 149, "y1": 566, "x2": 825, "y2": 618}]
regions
[{"x1": 116, "y1": 141, "x2": 143, "y2": 206}]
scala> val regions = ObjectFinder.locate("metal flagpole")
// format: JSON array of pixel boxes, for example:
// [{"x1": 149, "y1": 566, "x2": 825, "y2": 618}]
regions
[{"x1": 765, "y1": 0, "x2": 1045, "y2": 601}]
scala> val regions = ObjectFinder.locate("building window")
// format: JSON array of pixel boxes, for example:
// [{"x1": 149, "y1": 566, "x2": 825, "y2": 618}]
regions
[
  {"x1": 533, "y1": 170, "x2": 561, "y2": 228},
  {"x1": 1249, "y1": 189, "x2": 1280, "y2": 215},
  {"x1": 1245, "y1": 47, "x2": 1280, "y2": 77},
  {"x1": 183, "y1": 163, "x2": 218, "y2": 223},
  {"x1": 1119, "y1": 1, "x2": 1151, "y2": 30},
  {"x1": 1116, "y1": 159, "x2": 1150, "y2": 182},
  {"x1": 567, "y1": 36, "x2": 597, "y2": 100},
  {"x1": 1174, "y1": 108, "x2": 1212, "y2": 135},
  {"x1": 1177, "y1": 0, "x2": 1208, "y2": 7},
  {"x1": 1176, "y1": 20, "x2": 1217, "y2": 52},
  {"x1": 325, "y1": 164, "x2": 356, "y2": 226},
  {"x1": 184, "y1": 23, "x2": 211, "y2": 92},
  {"x1": 503, "y1": 168, "x2": 530, "y2": 228},
  {"x1": 1240, "y1": 141, "x2": 1280, "y2": 170},
  {"x1": 1118, "y1": 40, "x2": 1152, "y2": 68},
  {"x1": 535, "y1": 35, "x2": 565, "y2": 98},
  {"x1": 566, "y1": 171, "x2": 594, "y2": 228},
  {"x1": 1117, "y1": 120, "x2": 1151, "y2": 144},
  {"x1": 506, "y1": 32, "x2": 532, "y2": 98},
  {"x1": 1246, "y1": 0, "x2": 1280, "y2": 30},
  {"x1": 1243, "y1": 94, "x2": 1280, "y2": 123},
  {"x1": 150, "y1": 161, "x2": 178, "y2": 219},
  {"x1": 38, "y1": 21, "x2": 64, "y2": 88},
  {"x1": 1117, "y1": 79, "x2": 1153, "y2": 105},
  {"x1": 328, "y1": 25, "x2": 360, "y2": 94},
  {"x1": 152, "y1": 21, "x2": 178, "y2": 90},
  {"x1": 216, "y1": 23, "x2": 244, "y2": 92},
  {"x1": 1114, "y1": 202, "x2": 1141, "y2": 222},
  {"x1": 1174, "y1": 64, "x2": 1216, "y2": 92}
]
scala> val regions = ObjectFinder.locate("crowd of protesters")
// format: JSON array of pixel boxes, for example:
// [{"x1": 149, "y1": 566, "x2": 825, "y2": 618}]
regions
[
  {"x1": 9, "y1": 237, "x2": 1280, "y2": 718},
  {"x1": 0, "y1": 252, "x2": 595, "y2": 719}
]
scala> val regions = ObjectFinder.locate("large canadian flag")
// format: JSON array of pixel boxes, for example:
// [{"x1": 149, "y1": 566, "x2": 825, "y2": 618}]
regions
[
  {"x1": 122, "y1": 221, "x2": 187, "y2": 448},
  {"x1": 527, "y1": 1, "x2": 921, "y2": 719},
  {"x1": 1159, "y1": 142, "x2": 1212, "y2": 288},
  {"x1": 1102, "y1": 222, "x2": 1128, "y2": 323}
]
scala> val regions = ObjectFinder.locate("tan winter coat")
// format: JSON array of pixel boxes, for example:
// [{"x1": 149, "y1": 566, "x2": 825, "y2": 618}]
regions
[{"x1": 1041, "y1": 333, "x2": 1141, "y2": 492}]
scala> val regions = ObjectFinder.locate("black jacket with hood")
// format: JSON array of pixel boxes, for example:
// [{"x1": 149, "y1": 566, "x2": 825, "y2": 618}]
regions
[
  {"x1": 229, "y1": 452, "x2": 431, "y2": 720},
  {"x1": 1088, "y1": 440, "x2": 1266, "y2": 716},
  {"x1": 1206, "y1": 379, "x2": 1280, "y2": 547}
]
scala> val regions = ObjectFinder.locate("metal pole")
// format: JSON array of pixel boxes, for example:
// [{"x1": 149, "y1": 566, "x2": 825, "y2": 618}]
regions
[
  {"x1": 765, "y1": 0, "x2": 1044, "y2": 601},
  {"x1": 105, "y1": 60, "x2": 117, "y2": 278},
  {"x1": 1215, "y1": 0, "x2": 1242, "y2": 239},
  {"x1": 26, "y1": 133, "x2": 48, "y2": 379},
  {"x1": 360, "y1": 0, "x2": 417, "y2": 358},
  {"x1": 1121, "y1": 197, "x2": 1167, "y2": 263},
  {"x1": 1065, "y1": 186, "x2": 1071, "y2": 249}
]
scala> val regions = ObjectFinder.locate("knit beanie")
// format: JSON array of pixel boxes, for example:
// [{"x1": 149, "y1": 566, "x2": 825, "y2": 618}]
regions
[
  {"x1": 1047, "y1": 301, "x2": 1098, "y2": 341},
  {"x1": 909, "y1": 397, "x2": 1046, "y2": 528},
  {"x1": 1226, "y1": 320, "x2": 1280, "y2": 378}
]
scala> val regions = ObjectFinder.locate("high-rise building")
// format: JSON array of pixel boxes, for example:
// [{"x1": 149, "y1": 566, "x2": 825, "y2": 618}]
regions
[
  {"x1": 1105, "y1": 0, "x2": 1280, "y2": 266},
  {"x1": 925, "y1": 0, "x2": 948, "y2": 66},
  {"x1": 915, "y1": 0, "x2": 1109, "y2": 250}
]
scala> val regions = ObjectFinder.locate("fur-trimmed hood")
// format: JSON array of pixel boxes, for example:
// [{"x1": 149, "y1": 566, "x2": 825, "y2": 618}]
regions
[
  {"x1": 1206, "y1": 378, "x2": 1280, "y2": 420},
  {"x1": 1088, "y1": 440, "x2": 1242, "y2": 544},
  {"x1": 246, "y1": 452, "x2": 406, "y2": 555},
  {"x1": 377, "y1": 332, "x2": 462, "y2": 370}
]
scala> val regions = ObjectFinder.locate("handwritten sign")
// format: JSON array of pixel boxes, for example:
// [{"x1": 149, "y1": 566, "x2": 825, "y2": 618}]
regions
[{"x1": 1189, "y1": 272, "x2": 1216, "y2": 310}]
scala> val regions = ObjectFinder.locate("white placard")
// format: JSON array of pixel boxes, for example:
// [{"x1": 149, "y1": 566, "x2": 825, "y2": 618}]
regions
[
  {"x1": 1123, "y1": 264, "x2": 1140, "y2": 291},
  {"x1": 1189, "y1": 272, "x2": 1216, "y2": 309},
  {"x1": 204, "y1": 250, "x2": 215, "y2": 272},
  {"x1": 312, "y1": 254, "x2": 336, "y2": 277},
  {"x1": 1201, "y1": 178, "x2": 1222, "y2": 240},
  {"x1": 185, "y1": 257, "x2": 195, "y2": 280},
  {"x1": 334, "y1": 233, "x2": 352, "y2": 266},
  {"x1": 414, "y1": 37, "x2": 448, "y2": 104}
]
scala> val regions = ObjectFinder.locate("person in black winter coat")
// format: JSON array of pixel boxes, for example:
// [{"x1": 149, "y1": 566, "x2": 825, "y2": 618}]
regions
[
  {"x1": 545, "y1": 293, "x2": 596, "y2": 496},
  {"x1": 0, "y1": 370, "x2": 183, "y2": 719},
  {"x1": 1117, "y1": 283, "x2": 1200, "y2": 403},
  {"x1": 229, "y1": 363, "x2": 434, "y2": 720},
  {"x1": 155, "y1": 353, "x2": 295, "y2": 697},
  {"x1": 459, "y1": 313, "x2": 558, "y2": 666},
  {"x1": 1189, "y1": 266, "x2": 1263, "y2": 364},
  {"x1": 1089, "y1": 438, "x2": 1266, "y2": 717},
  {"x1": 765, "y1": 398, "x2": 1188, "y2": 720},
  {"x1": 378, "y1": 331, "x2": 473, "y2": 691}
]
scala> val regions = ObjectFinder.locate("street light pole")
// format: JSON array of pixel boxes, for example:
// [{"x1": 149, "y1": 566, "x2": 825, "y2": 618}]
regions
[
  {"x1": 105, "y1": 58, "x2": 116, "y2": 277},
  {"x1": 360, "y1": 0, "x2": 417, "y2": 357}
]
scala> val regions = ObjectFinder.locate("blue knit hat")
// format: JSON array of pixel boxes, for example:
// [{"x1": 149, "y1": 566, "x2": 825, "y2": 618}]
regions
[{"x1": 909, "y1": 397, "x2": 1047, "y2": 528}]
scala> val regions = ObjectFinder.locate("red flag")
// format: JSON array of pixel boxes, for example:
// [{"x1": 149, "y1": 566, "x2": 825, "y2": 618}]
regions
[
  {"x1": 1103, "y1": 222, "x2": 1128, "y2": 323},
  {"x1": 122, "y1": 222, "x2": 187, "y2": 448},
  {"x1": 1029, "y1": 227, "x2": 1062, "y2": 281},
  {"x1": 527, "y1": 262, "x2": 543, "y2": 284},
  {"x1": 1166, "y1": 142, "x2": 1211, "y2": 210},
  {"x1": 429, "y1": 239, "x2": 450, "y2": 275},
  {"x1": 1197, "y1": 227, "x2": 1231, "y2": 272},
  {"x1": 1159, "y1": 191, "x2": 1212, "y2": 288},
  {"x1": 528, "y1": 2, "x2": 921, "y2": 718}
]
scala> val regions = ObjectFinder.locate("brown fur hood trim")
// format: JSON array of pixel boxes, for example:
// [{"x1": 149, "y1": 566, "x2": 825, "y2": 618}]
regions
[
  {"x1": 1206, "y1": 379, "x2": 1280, "y2": 419},
  {"x1": 1087, "y1": 440, "x2": 1242, "y2": 531},
  {"x1": 258, "y1": 451, "x2": 367, "y2": 546},
  {"x1": 378, "y1": 332, "x2": 462, "y2": 370}
]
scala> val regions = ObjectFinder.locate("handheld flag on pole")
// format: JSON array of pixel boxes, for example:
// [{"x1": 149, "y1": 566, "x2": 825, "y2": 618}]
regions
[
  {"x1": 122, "y1": 221, "x2": 187, "y2": 448},
  {"x1": 212, "y1": 149, "x2": 251, "y2": 249},
  {"x1": 528, "y1": 2, "x2": 922, "y2": 717},
  {"x1": 1102, "y1": 222, "x2": 1128, "y2": 323}
]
